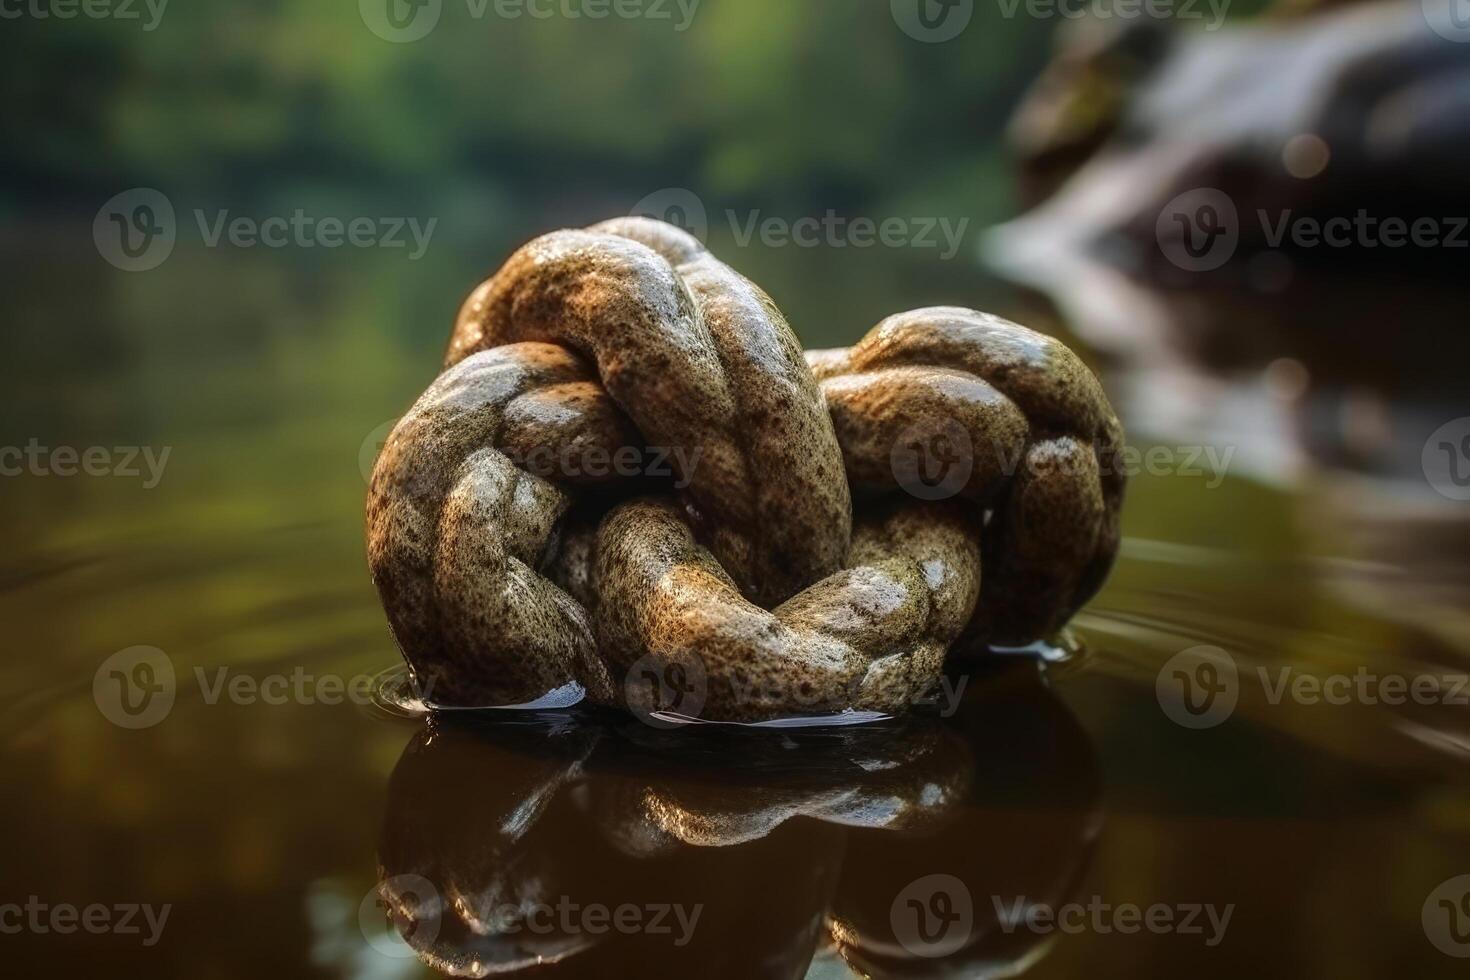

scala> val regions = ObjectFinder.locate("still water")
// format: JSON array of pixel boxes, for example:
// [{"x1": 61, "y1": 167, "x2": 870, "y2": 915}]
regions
[{"x1": 3, "y1": 233, "x2": 1469, "y2": 977}]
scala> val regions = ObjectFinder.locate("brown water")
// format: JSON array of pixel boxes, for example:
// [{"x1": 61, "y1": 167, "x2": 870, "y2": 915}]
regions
[{"x1": 4, "y1": 235, "x2": 1470, "y2": 978}]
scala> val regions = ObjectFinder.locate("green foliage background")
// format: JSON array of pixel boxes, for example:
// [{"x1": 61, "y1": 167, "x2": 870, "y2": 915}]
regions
[{"x1": 1, "y1": 0, "x2": 1044, "y2": 229}]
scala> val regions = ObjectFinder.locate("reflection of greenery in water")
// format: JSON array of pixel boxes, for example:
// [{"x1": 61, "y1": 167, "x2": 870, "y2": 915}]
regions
[{"x1": 0, "y1": 247, "x2": 422, "y2": 960}]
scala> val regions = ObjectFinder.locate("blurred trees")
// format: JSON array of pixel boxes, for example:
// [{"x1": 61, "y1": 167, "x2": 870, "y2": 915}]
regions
[{"x1": 1, "y1": 0, "x2": 1050, "y2": 226}]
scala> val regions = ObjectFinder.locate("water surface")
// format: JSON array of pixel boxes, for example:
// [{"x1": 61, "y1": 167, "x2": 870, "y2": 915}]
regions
[{"x1": 3, "y1": 238, "x2": 1469, "y2": 977}]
